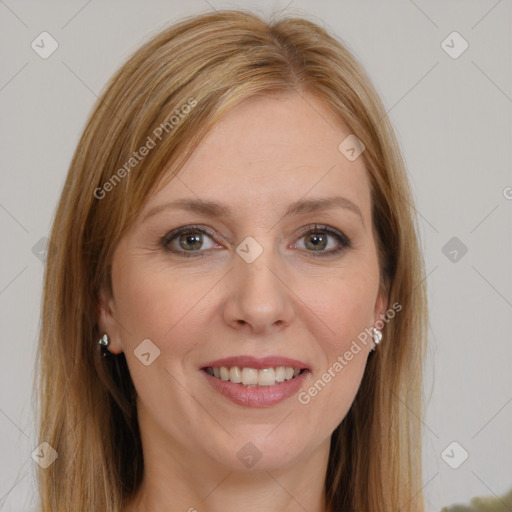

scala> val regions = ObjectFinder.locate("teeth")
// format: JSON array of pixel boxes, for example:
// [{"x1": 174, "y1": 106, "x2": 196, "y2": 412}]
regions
[
  {"x1": 229, "y1": 366, "x2": 242, "y2": 383},
  {"x1": 241, "y1": 367, "x2": 258, "y2": 385},
  {"x1": 275, "y1": 366, "x2": 286, "y2": 382},
  {"x1": 258, "y1": 368, "x2": 275, "y2": 386},
  {"x1": 207, "y1": 366, "x2": 303, "y2": 386}
]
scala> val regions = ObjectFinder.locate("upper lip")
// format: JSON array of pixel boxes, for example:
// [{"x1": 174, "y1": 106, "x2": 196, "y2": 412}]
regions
[{"x1": 201, "y1": 355, "x2": 310, "y2": 371}]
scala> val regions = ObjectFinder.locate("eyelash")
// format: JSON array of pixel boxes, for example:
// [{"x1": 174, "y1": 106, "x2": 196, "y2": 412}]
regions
[{"x1": 161, "y1": 224, "x2": 352, "y2": 259}]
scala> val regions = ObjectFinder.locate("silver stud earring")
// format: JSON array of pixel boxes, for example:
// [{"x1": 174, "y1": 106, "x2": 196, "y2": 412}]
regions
[
  {"x1": 98, "y1": 333, "x2": 110, "y2": 357},
  {"x1": 371, "y1": 327, "x2": 382, "y2": 351}
]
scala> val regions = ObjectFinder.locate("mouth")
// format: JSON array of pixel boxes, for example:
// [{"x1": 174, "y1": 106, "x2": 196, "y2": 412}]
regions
[{"x1": 199, "y1": 356, "x2": 310, "y2": 407}]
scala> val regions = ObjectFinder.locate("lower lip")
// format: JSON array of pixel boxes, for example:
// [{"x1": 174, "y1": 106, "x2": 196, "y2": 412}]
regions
[{"x1": 201, "y1": 369, "x2": 309, "y2": 407}]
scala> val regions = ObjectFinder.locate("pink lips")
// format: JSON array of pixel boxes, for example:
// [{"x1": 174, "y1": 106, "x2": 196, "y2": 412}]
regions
[{"x1": 200, "y1": 355, "x2": 310, "y2": 408}]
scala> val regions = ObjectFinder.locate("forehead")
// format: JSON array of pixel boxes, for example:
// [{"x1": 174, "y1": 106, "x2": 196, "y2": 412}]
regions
[{"x1": 150, "y1": 92, "x2": 372, "y2": 218}]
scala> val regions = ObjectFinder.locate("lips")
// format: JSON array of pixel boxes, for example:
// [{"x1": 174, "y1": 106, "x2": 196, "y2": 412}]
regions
[{"x1": 200, "y1": 355, "x2": 310, "y2": 407}]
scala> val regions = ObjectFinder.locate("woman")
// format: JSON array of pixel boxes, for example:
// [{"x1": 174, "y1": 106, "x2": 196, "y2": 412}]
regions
[{"x1": 35, "y1": 9, "x2": 427, "y2": 512}]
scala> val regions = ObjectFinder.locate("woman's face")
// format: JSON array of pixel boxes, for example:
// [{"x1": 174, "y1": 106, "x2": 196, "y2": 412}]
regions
[{"x1": 99, "y1": 92, "x2": 388, "y2": 473}]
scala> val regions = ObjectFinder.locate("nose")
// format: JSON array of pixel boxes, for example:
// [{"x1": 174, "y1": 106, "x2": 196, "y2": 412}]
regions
[{"x1": 222, "y1": 244, "x2": 295, "y2": 335}]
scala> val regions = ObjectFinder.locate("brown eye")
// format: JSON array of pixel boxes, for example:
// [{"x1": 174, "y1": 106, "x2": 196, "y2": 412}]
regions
[
  {"x1": 162, "y1": 226, "x2": 217, "y2": 257},
  {"x1": 295, "y1": 224, "x2": 351, "y2": 258},
  {"x1": 177, "y1": 231, "x2": 203, "y2": 251},
  {"x1": 304, "y1": 231, "x2": 328, "y2": 251}
]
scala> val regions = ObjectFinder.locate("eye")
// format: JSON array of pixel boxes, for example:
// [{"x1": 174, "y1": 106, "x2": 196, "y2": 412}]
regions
[
  {"x1": 293, "y1": 224, "x2": 352, "y2": 258},
  {"x1": 161, "y1": 225, "x2": 218, "y2": 258}
]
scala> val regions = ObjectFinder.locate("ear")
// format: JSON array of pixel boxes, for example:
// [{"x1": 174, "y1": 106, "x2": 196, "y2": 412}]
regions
[
  {"x1": 372, "y1": 278, "x2": 390, "y2": 328},
  {"x1": 96, "y1": 285, "x2": 124, "y2": 355}
]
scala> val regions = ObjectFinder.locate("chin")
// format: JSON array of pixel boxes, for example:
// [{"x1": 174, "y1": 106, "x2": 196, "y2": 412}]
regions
[{"x1": 205, "y1": 426, "x2": 312, "y2": 472}]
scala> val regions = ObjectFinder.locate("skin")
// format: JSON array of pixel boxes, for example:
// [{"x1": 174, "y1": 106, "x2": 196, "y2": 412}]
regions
[{"x1": 98, "y1": 91, "x2": 389, "y2": 512}]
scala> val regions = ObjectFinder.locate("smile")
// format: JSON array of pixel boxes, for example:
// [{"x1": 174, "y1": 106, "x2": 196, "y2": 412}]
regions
[{"x1": 204, "y1": 366, "x2": 305, "y2": 387}]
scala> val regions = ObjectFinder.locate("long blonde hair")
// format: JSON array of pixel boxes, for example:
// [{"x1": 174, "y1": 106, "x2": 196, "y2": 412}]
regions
[{"x1": 35, "y1": 9, "x2": 428, "y2": 511}]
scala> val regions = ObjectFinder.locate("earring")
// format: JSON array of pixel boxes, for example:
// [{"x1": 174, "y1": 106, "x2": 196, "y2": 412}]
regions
[
  {"x1": 98, "y1": 333, "x2": 110, "y2": 357},
  {"x1": 371, "y1": 327, "x2": 382, "y2": 351}
]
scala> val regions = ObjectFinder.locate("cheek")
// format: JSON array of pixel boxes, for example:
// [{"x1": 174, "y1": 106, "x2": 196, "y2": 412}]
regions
[
  {"x1": 110, "y1": 261, "x2": 214, "y2": 425},
  {"x1": 110, "y1": 259, "x2": 220, "y2": 396},
  {"x1": 307, "y1": 264, "x2": 380, "y2": 348},
  {"x1": 112, "y1": 258, "x2": 207, "y2": 342},
  {"x1": 295, "y1": 266, "x2": 378, "y2": 422},
  {"x1": 111, "y1": 255, "x2": 231, "y2": 400}
]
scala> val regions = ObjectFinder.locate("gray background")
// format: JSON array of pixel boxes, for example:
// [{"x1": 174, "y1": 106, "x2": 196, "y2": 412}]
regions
[{"x1": 1, "y1": 1, "x2": 511, "y2": 511}]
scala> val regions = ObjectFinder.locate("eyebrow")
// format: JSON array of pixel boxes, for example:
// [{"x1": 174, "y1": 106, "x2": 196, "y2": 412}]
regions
[{"x1": 143, "y1": 196, "x2": 365, "y2": 227}]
